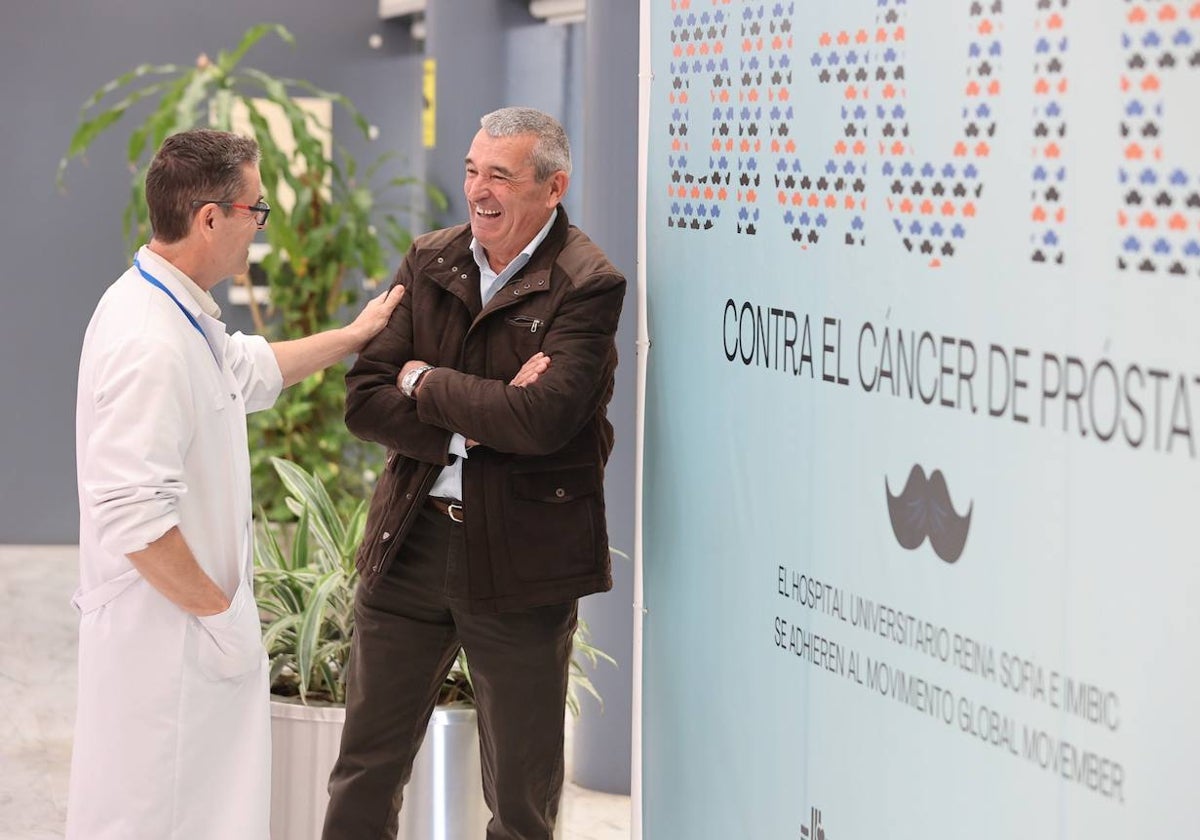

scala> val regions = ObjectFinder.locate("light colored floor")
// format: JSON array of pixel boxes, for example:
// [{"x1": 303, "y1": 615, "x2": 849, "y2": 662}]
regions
[{"x1": 0, "y1": 546, "x2": 631, "y2": 840}]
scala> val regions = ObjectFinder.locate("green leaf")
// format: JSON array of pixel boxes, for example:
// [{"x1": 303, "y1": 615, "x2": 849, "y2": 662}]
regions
[
  {"x1": 80, "y1": 63, "x2": 180, "y2": 111},
  {"x1": 295, "y1": 569, "x2": 345, "y2": 701},
  {"x1": 217, "y1": 23, "x2": 293, "y2": 75}
]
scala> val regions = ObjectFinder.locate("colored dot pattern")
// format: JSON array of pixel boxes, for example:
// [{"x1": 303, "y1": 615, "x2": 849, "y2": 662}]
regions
[
  {"x1": 1032, "y1": 0, "x2": 1069, "y2": 265},
  {"x1": 668, "y1": 0, "x2": 734, "y2": 231},
  {"x1": 880, "y1": 0, "x2": 1005, "y2": 268},
  {"x1": 1117, "y1": 0, "x2": 1200, "y2": 278}
]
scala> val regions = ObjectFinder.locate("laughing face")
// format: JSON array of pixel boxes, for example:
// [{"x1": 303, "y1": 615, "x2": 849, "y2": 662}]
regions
[{"x1": 463, "y1": 129, "x2": 567, "y2": 272}]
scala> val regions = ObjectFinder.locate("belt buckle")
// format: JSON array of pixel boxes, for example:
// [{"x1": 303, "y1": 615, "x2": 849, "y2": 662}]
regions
[{"x1": 446, "y1": 502, "x2": 464, "y2": 524}]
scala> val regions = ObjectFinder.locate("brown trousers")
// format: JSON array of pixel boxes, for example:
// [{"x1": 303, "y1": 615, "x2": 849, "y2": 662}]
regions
[{"x1": 322, "y1": 502, "x2": 577, "y2": 840}]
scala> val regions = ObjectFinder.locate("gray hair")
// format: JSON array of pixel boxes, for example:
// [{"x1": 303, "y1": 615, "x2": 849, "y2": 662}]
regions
[{"x1": 479, "y1": 107, "x2": 572, "y2": 180}]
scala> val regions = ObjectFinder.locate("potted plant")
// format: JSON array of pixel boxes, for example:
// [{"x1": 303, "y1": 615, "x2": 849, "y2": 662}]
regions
[
  {"x1": 255, "y1": 457, "x2": 613, "y2": 840},
  {"x1": 56, "y1": 23, "x2": 446, "y2": 522}
]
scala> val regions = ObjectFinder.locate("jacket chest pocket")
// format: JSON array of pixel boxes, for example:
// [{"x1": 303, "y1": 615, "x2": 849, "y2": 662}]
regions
[{"x1": 493, "y1": 312, "x2": 550, "y2": 379}]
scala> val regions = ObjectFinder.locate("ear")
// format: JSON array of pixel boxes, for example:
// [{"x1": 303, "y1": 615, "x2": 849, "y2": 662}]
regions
[
  {"x1": 545, "y1": 171, "x2": 569, "y2": 207},
  {"x1": 192, "y1": 203, "x2": 217, "y2": 239}
]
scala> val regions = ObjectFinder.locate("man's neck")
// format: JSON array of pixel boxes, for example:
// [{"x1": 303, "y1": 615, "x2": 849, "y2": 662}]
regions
[{"x1": 147, "y1": 238, "x2": 217, "y2": 291}]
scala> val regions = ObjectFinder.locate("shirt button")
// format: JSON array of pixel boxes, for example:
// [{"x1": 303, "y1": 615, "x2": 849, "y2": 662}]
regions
[
  {"x1": 555, "y1": 488, "x2": 566, "y2": 498},
  {"x1": 230, "y1": 393, "x2": 236, "y2": 400}
]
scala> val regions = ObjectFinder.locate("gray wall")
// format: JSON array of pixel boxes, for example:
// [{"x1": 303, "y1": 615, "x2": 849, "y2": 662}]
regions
[{"x1": 0, "y1": 3, "x2": 422, "y2": 542}]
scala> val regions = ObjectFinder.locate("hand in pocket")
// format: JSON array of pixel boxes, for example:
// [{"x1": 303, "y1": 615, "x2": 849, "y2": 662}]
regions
[{"x1": 194, "y1": 581, "x2": 265, "y2": 680}]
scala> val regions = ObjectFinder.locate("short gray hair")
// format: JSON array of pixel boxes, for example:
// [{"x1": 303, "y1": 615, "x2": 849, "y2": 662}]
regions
[{"x1": 479, "y1": 107, "x2": 572, "y2": 180}]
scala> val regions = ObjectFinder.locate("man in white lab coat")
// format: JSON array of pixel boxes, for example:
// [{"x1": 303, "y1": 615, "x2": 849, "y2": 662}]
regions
[{"x1": 67, "y1": 128, "x2": 402, "y2": 840}]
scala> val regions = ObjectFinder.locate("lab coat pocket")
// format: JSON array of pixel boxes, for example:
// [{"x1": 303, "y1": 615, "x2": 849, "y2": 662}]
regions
[{"x1": 194, "y1": 581, "x2": 265, "y2": 681}]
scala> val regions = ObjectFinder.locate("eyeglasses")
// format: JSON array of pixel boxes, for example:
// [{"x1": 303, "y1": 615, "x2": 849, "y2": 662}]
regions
[{"x1": 191, "y1": 199, "x2": 271, "y2": 226}]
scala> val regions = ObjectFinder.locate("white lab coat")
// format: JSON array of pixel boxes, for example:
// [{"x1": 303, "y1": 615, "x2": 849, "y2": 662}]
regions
[{"x1": 68, "y1": 247, "x2": 283, "y2": 839}]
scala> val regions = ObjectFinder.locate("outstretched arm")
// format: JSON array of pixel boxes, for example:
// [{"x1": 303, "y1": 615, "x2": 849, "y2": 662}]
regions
[{"x1": 270, "y1": 286, "x2": 404, "y2": 388}]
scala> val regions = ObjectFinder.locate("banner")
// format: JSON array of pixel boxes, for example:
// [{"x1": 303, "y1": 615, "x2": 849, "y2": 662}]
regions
[{"x1": 641, "y1": 1, "x2": 1200, "y2": 837}]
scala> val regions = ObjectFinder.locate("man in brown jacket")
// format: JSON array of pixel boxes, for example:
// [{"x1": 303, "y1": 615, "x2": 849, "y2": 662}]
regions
[{"x1": 322, "y1": 107, "x2": 625, "y2": 839}]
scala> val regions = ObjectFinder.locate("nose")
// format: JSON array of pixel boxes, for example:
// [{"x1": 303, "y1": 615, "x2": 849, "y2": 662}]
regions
[{"x1": 465, "y1": 175, "x2": 489, "y2": 204}]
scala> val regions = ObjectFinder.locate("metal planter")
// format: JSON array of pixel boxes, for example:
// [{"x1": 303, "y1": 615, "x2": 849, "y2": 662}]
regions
[{"x1": 268, "y1": 700, "x2": 489, "y2": 840}]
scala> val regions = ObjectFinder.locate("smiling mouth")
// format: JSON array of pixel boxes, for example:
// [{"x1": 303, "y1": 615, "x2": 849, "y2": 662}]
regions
[{"x1": 475, "y1": 206, "x2": 500, "y2": 218}]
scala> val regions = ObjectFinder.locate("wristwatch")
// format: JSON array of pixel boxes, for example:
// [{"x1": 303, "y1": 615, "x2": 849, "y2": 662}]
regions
[{"x1": 400, "y1": 364, "x2": 435, "y2": 399}]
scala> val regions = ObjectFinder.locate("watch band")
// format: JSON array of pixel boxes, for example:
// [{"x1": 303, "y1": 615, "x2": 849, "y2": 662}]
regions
[{"x1": 402, "y1": 364, "x2": 434, "y2": 398}]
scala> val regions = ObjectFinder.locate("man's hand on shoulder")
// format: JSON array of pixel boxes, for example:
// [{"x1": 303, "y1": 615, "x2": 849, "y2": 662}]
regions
[{"x1": 347, "y1": 285, "x2": 405, "y2": 352}]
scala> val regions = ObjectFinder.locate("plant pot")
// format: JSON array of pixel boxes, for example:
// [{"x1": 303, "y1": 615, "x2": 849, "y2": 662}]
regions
[
  {"x1": 268, "y1": 699, "x2": 493, "y2": 840},
  {"x1": 396, "y1": 705, "x2": 489, "y2": 840},
  {"x1": 269, "y1": 698, "x2": 345, "y2": 840}
]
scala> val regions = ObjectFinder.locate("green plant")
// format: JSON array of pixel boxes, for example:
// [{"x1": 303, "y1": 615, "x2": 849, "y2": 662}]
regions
[
  {"x1": 255, "y1": 457, "x2": 615, "y2": 712},
  {"x1": 56, "y1": 23, "x2": 446, "y2": 520}
]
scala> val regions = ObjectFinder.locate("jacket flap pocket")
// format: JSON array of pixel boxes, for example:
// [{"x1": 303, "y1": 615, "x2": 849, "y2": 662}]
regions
[{"x1": 511, "y1": 464, "x2": 600, "y2": 503}]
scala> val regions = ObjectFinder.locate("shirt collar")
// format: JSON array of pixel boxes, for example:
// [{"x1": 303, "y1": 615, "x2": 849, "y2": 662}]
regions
[
  {"x1": 136, "y1": 245, "x2": 222, "y2": 319},
  {"x1": 469, "y1": 207, "x2": 558, "y2": 285}
]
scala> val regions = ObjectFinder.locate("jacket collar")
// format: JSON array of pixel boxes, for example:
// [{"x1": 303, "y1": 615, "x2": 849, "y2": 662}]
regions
[{"x1": 424, "y1": 206, "x2": 571, "y2": 318}]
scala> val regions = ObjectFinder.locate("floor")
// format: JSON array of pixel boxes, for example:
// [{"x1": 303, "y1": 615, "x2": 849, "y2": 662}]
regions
[{"x1": 0, "y1": 546, "x2": 631, "y2": 840}]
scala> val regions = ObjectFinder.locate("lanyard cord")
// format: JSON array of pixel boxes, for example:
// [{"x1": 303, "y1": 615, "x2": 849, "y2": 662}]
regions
[{"x1": 132, "y1": 255, "x2": 220, "y2": 366}]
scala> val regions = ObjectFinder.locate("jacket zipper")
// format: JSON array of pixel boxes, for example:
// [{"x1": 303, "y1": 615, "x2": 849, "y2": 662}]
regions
[
  {"x1": 371, "y1": 464, "x2": 440, "y2": 576},
  {"x1": 506, "y1": 315, "x2": 543, "y2": 333}
]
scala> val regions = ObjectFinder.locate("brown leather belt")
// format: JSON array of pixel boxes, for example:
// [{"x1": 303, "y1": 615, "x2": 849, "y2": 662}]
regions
[{"x1": 427, "y1": 497, "x2": 464, "y2": 523}]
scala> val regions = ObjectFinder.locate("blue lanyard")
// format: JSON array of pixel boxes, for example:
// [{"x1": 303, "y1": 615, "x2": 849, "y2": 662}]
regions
[{"x1": 133, "y1": 255, "x2": 219, "y2": 365}]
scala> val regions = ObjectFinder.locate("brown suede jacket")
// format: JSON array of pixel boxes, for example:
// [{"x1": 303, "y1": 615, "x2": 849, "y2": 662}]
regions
[{"x1": 344, "y1": 208, "x2": 626, "y2": 613}]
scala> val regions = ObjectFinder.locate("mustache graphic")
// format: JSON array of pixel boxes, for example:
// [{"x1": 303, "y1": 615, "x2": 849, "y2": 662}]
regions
[{"x1": 885, "y1": 465, "x2": 973, "y2": 564}]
